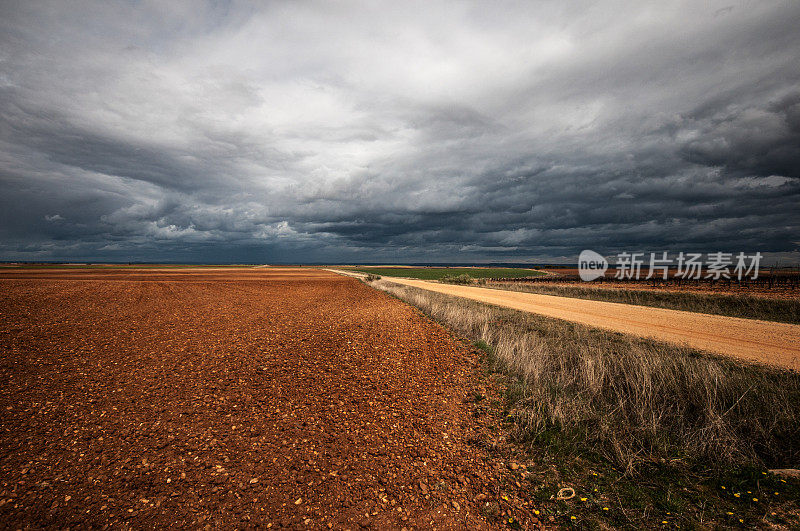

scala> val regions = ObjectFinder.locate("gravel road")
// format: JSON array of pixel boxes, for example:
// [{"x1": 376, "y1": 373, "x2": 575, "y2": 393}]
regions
[{"x1": 373, "y1": 277, "x2": 800, "y2": 371}]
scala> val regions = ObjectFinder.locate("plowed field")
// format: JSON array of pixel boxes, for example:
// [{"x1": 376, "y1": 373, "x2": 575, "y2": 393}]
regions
[{"x1": 0, "y1": 268, "x2": 502, "y2": 528}]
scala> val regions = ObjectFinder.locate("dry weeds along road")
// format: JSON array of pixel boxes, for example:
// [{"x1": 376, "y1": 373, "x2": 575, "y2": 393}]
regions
[
  {"x1": 354, "y1": 275, "x2": 800, "y2": 371},
  {"x1": 0, "y1": 268, "x2": 534, "y2": 529}
]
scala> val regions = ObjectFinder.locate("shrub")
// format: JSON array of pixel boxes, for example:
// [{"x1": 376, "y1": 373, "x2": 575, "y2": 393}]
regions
[{"x1": 440, "y1": 274, "x2": 473, "y2": 285}]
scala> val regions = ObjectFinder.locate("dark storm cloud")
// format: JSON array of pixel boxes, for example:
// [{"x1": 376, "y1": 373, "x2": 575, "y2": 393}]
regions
[
  {"x1": 1, "y1": 0, "x2": 799, "y2": 263},
  {"x1": 678, "y1": 92, "x2": 800, "y2": 179}
]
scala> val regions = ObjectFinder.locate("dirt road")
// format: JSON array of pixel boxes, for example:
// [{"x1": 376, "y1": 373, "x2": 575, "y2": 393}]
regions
[
  {"x1": 0, "y1": 268, "x2": 514, "y2": 528},
  {"x1": 370, "y1": 277, "x2": 800, "y2": 371}
]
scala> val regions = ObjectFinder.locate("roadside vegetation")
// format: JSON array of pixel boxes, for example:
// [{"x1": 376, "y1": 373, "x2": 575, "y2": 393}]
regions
[
  {"x1": 349, "y1": 266, "x2": 544, "y2": 280},
  {"x1": 440, "y1": 274, "x2": 474, "y2": 284},
  {"x1": 372, "y1": 279, "x2": 800, "y2": 528},
  {"x1": 488, "y1": 281, "x2": 800, "y2": 324}
]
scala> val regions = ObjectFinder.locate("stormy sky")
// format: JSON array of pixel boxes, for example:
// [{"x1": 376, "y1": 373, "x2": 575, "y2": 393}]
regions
[{"x1": 1, "y1": 1, "x2": 799, "y2": 264}]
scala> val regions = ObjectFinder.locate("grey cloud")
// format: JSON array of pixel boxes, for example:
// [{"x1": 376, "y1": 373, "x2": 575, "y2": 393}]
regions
[
  {"x1": 1, "y1": 1, "x2": 799, "y2": 264},
  {"x1": 678, "y1": 92, "x2": 800, "y2": 178}
]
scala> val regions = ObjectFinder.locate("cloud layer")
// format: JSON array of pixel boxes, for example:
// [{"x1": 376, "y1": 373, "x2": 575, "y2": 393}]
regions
[{"x1": 1, "y1": 0, "x2": 799, "y2": 263}]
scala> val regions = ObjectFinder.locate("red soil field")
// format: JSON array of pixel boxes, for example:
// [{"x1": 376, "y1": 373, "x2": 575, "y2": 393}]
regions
[
  {"x1": 536, "y1": 280, "x2": 800, "y2": 300},
  {"x1": 0, "y1": 268, "x2": 512, "y2": 528},
  {"x1": 534, "y1": 269, "x2": 800, "y2": 300}
]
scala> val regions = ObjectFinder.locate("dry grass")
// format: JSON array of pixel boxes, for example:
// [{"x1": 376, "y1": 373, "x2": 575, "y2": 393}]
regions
[
  {"x1": 487, "y1": 281, "x2": 800, "y2": 324},
  {"x1": 374, "y1": 279, "x2": 800, "y2": 474},
  {"x1": 440, "y1": 274, "x2": 473, "y2": 284}
]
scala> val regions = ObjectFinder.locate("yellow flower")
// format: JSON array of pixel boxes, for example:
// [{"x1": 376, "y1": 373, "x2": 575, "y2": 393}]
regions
[
  {"x1": 571, "y1": 516, "x2": 576, "y2": 520},
  {"x1": 747, "y1": 491, "x2": 751, "y2": 494},
  {"x1": 774, "y1": 492, "x2": 779, "y2": 495},
  {"x1": 580, "y1": 497, "x2": 587, "y2": 502},
  {"x1": 502, "y1": 495, "x2": 509, "y2": 501},
  {"x1": 734, "y1": 493, "x2": 740, "y2": 498},
  {"x1": 726, "y1": 512, "x2": 733, "y2": 515},
  {"x1": 534, "y1": 510, "x2": 540, "y2": 515},
  {"x1": 720, "y1": 486, "x2": 726, "y2": 490},
  {"x1": 662, "y1": 521, "x2": 668, "y2": 524},
  {"x1": 603, "y1": 507, "x2": 609, "y2": 511},
  {"x1": 739, "y1": 519, "x2": 744, "y2": 523},
  {"x1": 753, "y1": 498, "x2": 758, "y2": 502}
]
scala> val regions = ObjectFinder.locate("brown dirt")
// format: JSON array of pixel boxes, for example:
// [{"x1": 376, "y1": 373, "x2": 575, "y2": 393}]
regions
[
  {"x1": 536, "y1": 269, "x2": 800, "y2": 300},
  {"x1": 376, "y1": 277, "x2": 800, "y2": 372},
  {"x1": 533, "y1": 279, "x2": 800, "y2": 301},
  {"x1": 0, "y1": 268, "x2": 531, "y2": 529}
]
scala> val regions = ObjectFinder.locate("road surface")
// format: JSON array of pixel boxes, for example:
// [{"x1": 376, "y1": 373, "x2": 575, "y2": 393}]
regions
[{"x1": 336, "y1": 272, "x2": 800, "y2": 371}]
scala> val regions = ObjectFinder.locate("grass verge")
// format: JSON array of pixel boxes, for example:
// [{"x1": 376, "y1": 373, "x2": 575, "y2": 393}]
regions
[
  {"x1": 373, "y1": 279, "x2": 800, "y2": 528},
  {"x1": 440, "y1": 274, "x2": 474, "y2": 284},
  {"x1": 349, "y1": 267, "x2": 545, "y2": 280},
  {"x1": 488, "y1": 281, "x2": 800, "y2": 324}
]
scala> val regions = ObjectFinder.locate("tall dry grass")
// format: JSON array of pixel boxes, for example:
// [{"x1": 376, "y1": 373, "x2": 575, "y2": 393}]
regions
[
  {"x1": 487, "y1": 281, "x2": 800, "y2": 324},
  {"x1": 374, "y1": 280, "x2": 800, "y2": 473}
]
